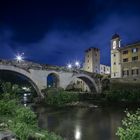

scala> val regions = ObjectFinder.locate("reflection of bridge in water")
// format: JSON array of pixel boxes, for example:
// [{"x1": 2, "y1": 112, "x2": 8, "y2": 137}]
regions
[{"x1": 0, "y1": 59, "x2": 103, "y2": 97}]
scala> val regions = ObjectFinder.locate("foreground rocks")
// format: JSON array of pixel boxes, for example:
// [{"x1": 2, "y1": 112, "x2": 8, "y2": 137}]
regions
[{"x1": 0, "y1": 131, "x2": 16, "y2": 140}]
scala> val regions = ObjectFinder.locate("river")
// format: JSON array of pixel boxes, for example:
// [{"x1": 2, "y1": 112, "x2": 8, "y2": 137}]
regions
[{"x1": 34, "y1": 103, "x2": 138, "y2": 140}]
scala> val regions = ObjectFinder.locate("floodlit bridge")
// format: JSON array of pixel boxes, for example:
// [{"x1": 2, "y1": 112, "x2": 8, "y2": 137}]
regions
[{"x1": 0, "y1": 59, "x2": 103, "y2": 97}]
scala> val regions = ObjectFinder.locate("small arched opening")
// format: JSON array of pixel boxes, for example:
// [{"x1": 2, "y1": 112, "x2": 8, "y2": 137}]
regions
[
  {"x1": 47, "y1": 73, "x2": 59, "y2": 88},
  {"x1": 66, "y1": 74, "x2": 98, "y2": 93}
]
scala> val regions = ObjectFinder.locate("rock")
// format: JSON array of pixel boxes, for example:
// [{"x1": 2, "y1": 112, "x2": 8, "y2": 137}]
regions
[{"x1": 0, "y1": 131, "x2": 16, "y2": 140}]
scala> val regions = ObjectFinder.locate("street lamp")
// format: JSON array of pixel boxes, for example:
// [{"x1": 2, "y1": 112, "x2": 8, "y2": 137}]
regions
[
  {"x1": 75, "y1": 61, "x2": 80, "y2": 68},
  {"x1": 15, "y1": 53, "x2": 24, "y2": 62},
  {"x1": 67, "y1": 63, "x2": 72, "y2": 69}
]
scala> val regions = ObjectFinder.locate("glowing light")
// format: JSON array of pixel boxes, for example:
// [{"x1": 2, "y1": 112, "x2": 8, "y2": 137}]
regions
[
  {"x1": 75, "y1": 125, "x2": 81, "y2": 140},
  {"x1": 15, "y1": 53, "x2": 24, "y2": 62},
  {"x1": 75, "y1": 61, "x2": 80, "y2": 66},
  {"x1": 75, "y1": 131, "x2": 81, "y2": 139},
  {"x1": 16, "y1": 55, "x2": 22, "y2": 61},
  {"x1": 67, "y1": 64, "x2": 72, "y2": 69}
]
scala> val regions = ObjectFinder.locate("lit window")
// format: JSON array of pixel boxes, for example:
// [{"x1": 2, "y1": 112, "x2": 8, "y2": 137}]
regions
[{"x1": 132, "y1": 48, "x2": 138, "y2": 53}]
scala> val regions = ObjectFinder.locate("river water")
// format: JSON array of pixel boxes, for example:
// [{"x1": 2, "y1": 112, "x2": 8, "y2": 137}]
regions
[{"x1": 35, "y1": 104, "x2": 136, "y2": 140}]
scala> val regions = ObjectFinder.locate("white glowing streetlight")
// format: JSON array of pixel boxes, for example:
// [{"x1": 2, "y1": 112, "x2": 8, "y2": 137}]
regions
[
  {"x1": 15, "y1": 53, "x2": 24, "y2": 62},
  {"x1": 75, "y1": 61, "x2": 80, "y2": 68},
  {"x1": 67, "y1": 64, "x2": 72, "y2": 69}
]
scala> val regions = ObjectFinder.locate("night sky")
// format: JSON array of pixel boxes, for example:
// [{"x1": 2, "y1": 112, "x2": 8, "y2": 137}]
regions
[{"x1": 0, "y1": 0, "x2": 140, "y2": 66}]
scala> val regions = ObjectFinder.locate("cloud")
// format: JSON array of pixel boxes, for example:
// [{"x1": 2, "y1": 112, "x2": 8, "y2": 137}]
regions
[{"x1": 0, "y1": 0, "x2": 140, "y2": 66}]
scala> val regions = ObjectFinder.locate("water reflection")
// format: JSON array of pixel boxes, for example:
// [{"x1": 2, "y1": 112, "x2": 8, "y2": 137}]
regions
[
  {"x1": 75, "y1": 124, "x2": 81, "y2": 140},
  {"x1": 36, "y1": 106, "x2": 126, "y2": 140},
  {"x1": 22, "y1": 92, "x2": 31, "y2": 107}
]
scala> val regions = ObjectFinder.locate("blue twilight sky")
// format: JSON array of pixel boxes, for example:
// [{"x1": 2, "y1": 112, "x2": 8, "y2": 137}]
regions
[{"x1": 0, "y1": 0, "x2": 140, "y2": 66}]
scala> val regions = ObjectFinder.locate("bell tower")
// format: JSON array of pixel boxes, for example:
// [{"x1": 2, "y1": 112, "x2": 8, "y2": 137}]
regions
[{"x1": 111, "y1": 34, "x2": 122, "y2": 78}]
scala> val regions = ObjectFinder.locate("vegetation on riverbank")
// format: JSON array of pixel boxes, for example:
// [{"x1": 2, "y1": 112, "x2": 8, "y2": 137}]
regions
[
  {"x1": 0, "y1": 82, "x2": 63, "y2": 140},
  {"x1": 104, "y1": 83, "x2": 140, "y2": 102},
  {"x1": 116, "y1": 109, "x2": 140, "y2": 140},
  {"x1": 43, "y1": 88, "x2": 79, "y2": 106}
]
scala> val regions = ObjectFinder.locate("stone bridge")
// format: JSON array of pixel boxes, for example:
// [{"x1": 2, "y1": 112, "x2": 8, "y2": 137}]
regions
[{"x1": 0, "y1": 59, "x2": 102, "y2": 97}]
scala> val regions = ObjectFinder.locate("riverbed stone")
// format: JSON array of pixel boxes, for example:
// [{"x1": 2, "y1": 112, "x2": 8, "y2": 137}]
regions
[{"x1": 0, "y1": 131, "x2": 16, "y2": 140}]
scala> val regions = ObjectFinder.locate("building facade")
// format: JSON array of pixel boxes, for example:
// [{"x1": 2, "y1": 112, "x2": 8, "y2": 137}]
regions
[
  {"x1": 71, "y1": 47, "x2": 110, "y2": 92},
  {"x1": 84, "y1": 47, "x2": 100, "y2": 73},
  {"x1": 111, "y1": 34, "x2": 140, "y2": 80},
  {"x1": 100, "y1": 64, "x2": 110, "y2": 75}
]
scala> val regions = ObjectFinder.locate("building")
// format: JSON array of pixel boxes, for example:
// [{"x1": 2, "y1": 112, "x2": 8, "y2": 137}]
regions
[
  {"x1": 84, "y1": 47, "x2": 100, "y2": 73},
  {"x1": 69, "y1": 78, "x2": 90, "y2": 92},
  {"x1": 100, "y1": 64, "x2": 110, "y2": 75},
  {"x1": 111, "y1": 34, "x2": 140, "y2": 80},
  {"x1": 70, "y1": 47, "x2": 110, "y2": 92}
]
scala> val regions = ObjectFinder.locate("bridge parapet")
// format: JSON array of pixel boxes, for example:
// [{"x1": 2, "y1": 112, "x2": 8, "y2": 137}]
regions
[{"x1": 0, "y1": 59, "x2": 104, "y2": 95}]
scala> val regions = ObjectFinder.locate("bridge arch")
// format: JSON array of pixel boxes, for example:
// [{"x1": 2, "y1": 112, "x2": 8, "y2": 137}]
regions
[
  {"x1": 47, "y1": 72, "x2": 60, "y2": 88},
  {"x1": 66, "y1": 74, "x2": 99, "y2": 93},
  {"x1": 0, "y1": 65, "x2": 43, "y2": 97}
]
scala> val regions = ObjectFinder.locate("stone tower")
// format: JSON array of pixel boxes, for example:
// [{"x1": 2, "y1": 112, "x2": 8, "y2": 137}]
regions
[
  {"x1": 111, "y1": 34, "x2": 122, "y2": 78},
  {"x1": 84, "y1": 47, "x2": 100, "y2": 73}
]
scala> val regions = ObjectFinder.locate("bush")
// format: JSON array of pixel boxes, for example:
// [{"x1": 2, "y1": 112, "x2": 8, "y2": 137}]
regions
[
  {"x1": 116, "y1": 109, "x2": 140, "y2": 140},
  {"x1": 0, "y1": 88, "x2": 63, "y2": 140},
  {"x1": 0, "y1": 82, "x2": 22, "y2": 100},
  {"x1": 0, "y1": 99, "x2": 17, "y2": 115},
  {"x1": 44, "y1": 88, "x2": 79, "y2": 106},
  {"x1": 105, "y1": 88, "x2": 140, "y2": 102}
]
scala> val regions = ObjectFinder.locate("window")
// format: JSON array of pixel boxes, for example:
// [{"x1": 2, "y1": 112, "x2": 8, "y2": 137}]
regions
[
  {"x1": 136, "y1": 69, "x2": 139, "y2": 75},
  {"x1": 132, "y1": 48, "x2": 138, "y2": 53},
  {"x1": 132, "y1": 56, "x2": 138, "y2": 61},
  {"x1": 114, "y1": 62, "x2": 116, "y2": 65},
  {"x1": 123, "y1": 70, "x2": 129, "y2": 76},
  {"x1": 127, "y1": 70, "x2": 129, "y2": 75},
  {"x1": 132, "y1": 69, "x2": 134, "y2": 75},
  {"x1": 132, "y1": 69, "x2": 139, "y2": 75},
  {"x1": 123, "y1": 50, "x2": 128, "y2": 54},
  {"x1": 87, "y1": 60, "x2": 89, "y2": 63},
  {"x1": 114, "y1": 54, "x2": 116, "y2": 57},
  {"x1": 123, "y1": 58, "x2": 128, "y2": 62}
]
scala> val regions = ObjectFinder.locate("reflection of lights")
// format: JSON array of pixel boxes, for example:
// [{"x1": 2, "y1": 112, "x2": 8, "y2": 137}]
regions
[
  {"x1": 75, "y1": 130, "x2": 81, "y2": 140},
  {"x1": 75, "y1": 125, "x2": 81, "y2": 140},
  {"x1": 22, "y1": 87, "x2": 30, "y2": 91},
  {"x1": 24, "y1": 93, "x2": 27, "y2": 97}
]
